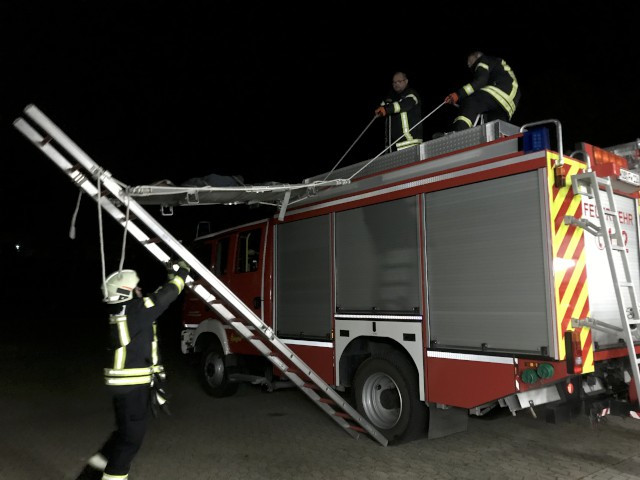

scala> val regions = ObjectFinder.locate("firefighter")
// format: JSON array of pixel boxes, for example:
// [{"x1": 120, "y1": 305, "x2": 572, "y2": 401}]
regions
[
  {"x1": 444, "y1": 51, "x2": 521, "y2": 131},
  {"x1": 374, "y1": 71, "x2": 423, "y2": 151},
  {"x1": 75, "y1": 261, "x2": 190, "y2": 480}
]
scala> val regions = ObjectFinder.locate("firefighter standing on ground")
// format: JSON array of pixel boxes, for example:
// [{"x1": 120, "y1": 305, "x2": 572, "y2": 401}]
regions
[
  {"x1": 76, "y1": 261, "x2": 190, "y2": 480},
  {"x1": 375, "y1": 71, "x2": 423, "y2": 151},
  {"x1": 444, "y1": 51, "x2": 521, "y2": 131}
]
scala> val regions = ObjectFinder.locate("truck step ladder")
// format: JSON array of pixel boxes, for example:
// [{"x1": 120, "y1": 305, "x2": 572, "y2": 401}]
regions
[
  {"x1": 568, "y1": 169, "x2": 640, "y2": 405},
  {"x1": 14, "y1": 104, "x2": 388, "y2": 446}
]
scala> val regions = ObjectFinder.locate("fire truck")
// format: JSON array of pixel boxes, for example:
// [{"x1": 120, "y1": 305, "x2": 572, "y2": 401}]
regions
[
  {"x1": 176, "y1": 119, "x2": 640, "y2": 443},
  {"x1": 14, "y1": 106, "x2": 640, "y2": 445}
]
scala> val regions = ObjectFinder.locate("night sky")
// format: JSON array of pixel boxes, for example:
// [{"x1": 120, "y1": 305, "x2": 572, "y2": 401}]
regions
[{"x1": 2, "y1": 2, "x2": 639, "y2": 311}]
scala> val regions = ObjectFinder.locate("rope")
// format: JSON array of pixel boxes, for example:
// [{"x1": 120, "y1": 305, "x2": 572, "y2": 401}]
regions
[
  {"x1": 323, "y1": 115, "x2": 378, "y2": 181},
  {"x1": 97, "y1": 174, "x2": 108, "y2": 302},
  {"x1": 348, "y1": 102, "x2": 446, "y2": 181},
  {"x1": 69, "y1": 191, "x2": 82, "y2": 240},
  {"x1": 118, "y1": 193, "x2": 131, "y2": 273}
]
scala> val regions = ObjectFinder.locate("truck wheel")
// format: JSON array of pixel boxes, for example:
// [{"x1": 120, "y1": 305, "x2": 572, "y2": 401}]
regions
[
  {"x1": 200, "y1": 343, "x2": 238, "y2": 398},
  {"x1": 353, "y1": 351, "x2": 427, "y2": 444}
]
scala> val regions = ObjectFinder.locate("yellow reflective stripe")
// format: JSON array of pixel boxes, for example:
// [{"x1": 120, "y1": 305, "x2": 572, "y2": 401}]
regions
[
  {"x1": 152, "y1": 340, "x2": 158, "y2": 365},
  {"x1": 476, "y1": 62, "x2": 489, "y2": 71},
  {"x1": 392, "y1": 101, "x2": 401, "y2": 114},
  {"x1": 143, "y1": 297, "x2": 155, "y2": 308},
  {"x1": 109, "y1": 314, "x2": 127, "y2": 324},
  {"x1": 405, "y1": 94, "x2": 418, "y2": 104},
  {"x1": 454, "y1": 115, "x2": 473, "y2": 127},
  {"x1": 396, "y1": 139, "x2": 422, "y2": 148},
  {"x1": 169, "y1": 276, "x2": 185, "y2": 294},
  {"x1": 105, "y1": 367, "x2": 153, "y2": 376},
  {"x1": 112, "y1": 314, "x2": 129, "y2": 369},
  {"x1": 463, "y1": 83, "x2": 474, "y2": 96},
  {"x1": 152, "y1": 365, "x2": 165, "y2": 374},
  {"x1": 481, "y1": 86, "x2": 515, "y2": 117},
  {"x1": 502, "y1": 60, "x2": 519, "y2": 98},
  {"x1": 105, "y1": 376, "x2": 152, "y2": 386},
  {"x1": 152, "y1": 323, "x2": 159, "y2": 366},
  {"x1": 117, "y1": 321, "x2": 130, "y2": 346},
  {"x1": 400, "y1": 112, "x2": 413, "y2": 141},
  {"x1": 114, "y1": 347, "x2": 126, "y2": 369},
  {"x1": 103, "y1": 472, "x2": 129, "y2": 479}
]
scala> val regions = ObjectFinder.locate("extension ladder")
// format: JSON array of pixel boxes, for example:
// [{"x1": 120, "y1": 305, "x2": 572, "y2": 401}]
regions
[
  {"x1": 567, "y1": 169, "x2": 640, "y2": 404},
  {"x1": 14, "y1": 104, "x2": 388, "y2": 446}
]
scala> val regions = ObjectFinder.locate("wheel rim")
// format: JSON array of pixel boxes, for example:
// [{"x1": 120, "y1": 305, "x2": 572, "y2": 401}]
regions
[
  {"x1": 204, "y1": 352, "x2": 225, "y2": 387},
  {"x1": 361, "y1": 372, "x2": 402, "y2": 429}
]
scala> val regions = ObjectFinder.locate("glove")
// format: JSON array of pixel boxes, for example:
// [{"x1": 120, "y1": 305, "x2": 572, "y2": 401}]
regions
[
  {"x1": 177, "y1": 259, "x2": 190, "y2": 272},
  {"x1": 165, "y1": 261, "x2": 176, "y2": 280},
  {"x1": 444, "y1": 92, "x2": 459, "y2": 105},
  {"x1": 374, "y1": 106, "x2": 387, "y2": 117}
]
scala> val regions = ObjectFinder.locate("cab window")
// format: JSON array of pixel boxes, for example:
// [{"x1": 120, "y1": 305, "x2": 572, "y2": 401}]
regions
[
  {"x1": 236, "y1": 229, "x2": 261, "y2": 273},
  {"x1": 215, "y1": 237, "x2": 230, "y2": 275}
]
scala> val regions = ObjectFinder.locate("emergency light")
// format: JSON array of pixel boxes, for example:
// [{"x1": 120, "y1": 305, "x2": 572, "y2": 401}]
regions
[{"x1": 523, "y1": 127, "x2": 551, "y2": 153}]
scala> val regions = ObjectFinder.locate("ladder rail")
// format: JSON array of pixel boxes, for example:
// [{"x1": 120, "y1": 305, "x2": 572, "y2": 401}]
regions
[
  {"x1": 588, "y1": 174, "x2": 632, "y2": 325},
  {"x1": 15, "y1": 106, "x2": 388, "y2": 446},
  {"x1": 602, "y1": 185, "x2": 640, "y2": 320},
  {"x1": 573, "y1": 171, "x2": 640, "y2": 403}
]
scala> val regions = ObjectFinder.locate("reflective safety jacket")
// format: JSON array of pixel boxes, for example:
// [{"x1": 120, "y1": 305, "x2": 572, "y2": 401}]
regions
[
  {"x1": 381, "y1": 87, "x2": 423, "y2": 150},
  {"x1": 456, "y1": 55, "x2": 521, "y2": 119},
  {"x1": 103, "y1": 268, "x2": 188, "y2": 390}
]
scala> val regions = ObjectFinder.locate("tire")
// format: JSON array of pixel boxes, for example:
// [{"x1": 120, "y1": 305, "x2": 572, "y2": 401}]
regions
[
  {"x1": 353, "y1": 351, "x2": 428, "y2": 444},
  {"x1": 200, "y1": 343, "x2": 239, "y2": 398}
]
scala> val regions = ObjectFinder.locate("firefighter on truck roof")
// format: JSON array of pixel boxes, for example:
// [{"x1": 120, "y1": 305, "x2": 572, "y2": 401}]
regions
[
  {"x1": 444, "y1": 51, "x2": 521, "y2": 131},
  {"x1": 75, "y1": 261, "x2": 190, "y2": 480},
  {"x1": 375, "y1": 71, "x2": 423, "y2": 151}
]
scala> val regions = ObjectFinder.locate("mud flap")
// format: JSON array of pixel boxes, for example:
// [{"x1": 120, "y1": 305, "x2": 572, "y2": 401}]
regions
[{"x1": 427, "y1": 405, "x2": 468, "y2": 439}]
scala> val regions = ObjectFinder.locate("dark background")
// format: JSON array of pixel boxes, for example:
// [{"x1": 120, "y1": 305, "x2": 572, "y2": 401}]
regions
[{"x1": 1, "y1": 2, "x2": 639, "y2": 324}]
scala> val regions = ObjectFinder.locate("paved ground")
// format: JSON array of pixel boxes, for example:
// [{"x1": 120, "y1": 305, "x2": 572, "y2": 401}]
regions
[{"x1": 2, "y1": 314, "x2": 640, "y2": 480}]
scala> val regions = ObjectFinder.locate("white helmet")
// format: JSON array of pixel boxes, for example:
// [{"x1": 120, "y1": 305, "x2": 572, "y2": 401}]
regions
[{"x1": 102, "y1": 269, "x2": 140, "y2": 304}]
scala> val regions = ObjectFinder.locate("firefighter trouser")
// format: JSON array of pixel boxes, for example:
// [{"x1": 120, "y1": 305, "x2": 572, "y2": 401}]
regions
[
  {"x1": 100, "y1": 385, "x2": 150, "y2": 479},
  {"x1": 452, "y1": 90, "x2": 510, "y2": 131}
]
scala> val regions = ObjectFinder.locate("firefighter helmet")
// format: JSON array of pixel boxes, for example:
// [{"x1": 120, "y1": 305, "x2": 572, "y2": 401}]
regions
[{"x1": 102, "y1": 269, "x2": 140, "y2": 304}]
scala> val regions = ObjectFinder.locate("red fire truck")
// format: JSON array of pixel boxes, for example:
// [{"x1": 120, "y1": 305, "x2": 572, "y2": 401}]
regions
[{"x1": 178, "y1": 120, "x2": 640, "y2": 442}]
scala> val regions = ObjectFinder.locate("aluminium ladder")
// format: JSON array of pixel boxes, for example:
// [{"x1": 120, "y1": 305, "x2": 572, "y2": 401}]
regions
[
  {"x1": 567, "y1": 170, "x2": 640, "y2": 405},
  {"x1": 14, "y1": 104, "x2": 388, "y2": 446}
]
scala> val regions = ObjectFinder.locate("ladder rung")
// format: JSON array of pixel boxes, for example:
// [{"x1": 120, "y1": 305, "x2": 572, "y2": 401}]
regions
[
  {"x1": 286, "y1": 367, "x2": 304, "y2": 377},
  {"x1": 628, "y1": 319, "x2": 640, "y2": 325},
  {"x1": 303, "y1": 382, "x2": 320, "y2": 390},
  {"x1": 348, "y1": 425, "x2": 367, "y2": 433},
  {"x1": 603, "y1": 211, "x2": 616, "y2": 216},
  {"x1": 612, "y1": 245, "x2": 626, "y2": 251},
  {"x1": 142, "y1": 237, "x2": 162, "y2": 245},
  {"x1": 597, "y1": 177, "x2": 611, "y2": 186},
  {"x1": 318, "y1": 397, "x2": 337, "y2": 406},
  {"x1": 619, "y1": 282, "x2": 634, "y2": 288},
  {"x1": 230, "y1": 321, "x2": 255, "y2": 338}
]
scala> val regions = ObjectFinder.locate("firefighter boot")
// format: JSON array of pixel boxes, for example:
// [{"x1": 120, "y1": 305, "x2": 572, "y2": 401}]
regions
[
  {"x1": 74, "y1": 465, "x2": 103, "y2": 480},
  {"x1": 75, "y1": 452, "x2": 107, "y2": 480}
]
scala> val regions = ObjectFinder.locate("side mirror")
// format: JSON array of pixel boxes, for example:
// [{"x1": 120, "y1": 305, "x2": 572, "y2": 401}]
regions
[{"x1": 196, "y1": 221, "x2": 211, "y2": 238}]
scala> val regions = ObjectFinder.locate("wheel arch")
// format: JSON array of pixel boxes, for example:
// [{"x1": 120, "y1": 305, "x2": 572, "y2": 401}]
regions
[
  {"x1": 339, "y1": 336, "x2": 420, "y2": 392},
  {"x1": 193, "y1": 318, "x2": 230, "y2": 355}
]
